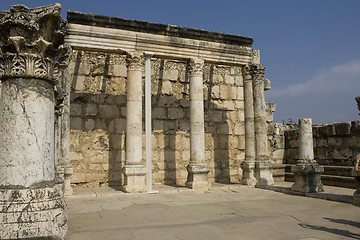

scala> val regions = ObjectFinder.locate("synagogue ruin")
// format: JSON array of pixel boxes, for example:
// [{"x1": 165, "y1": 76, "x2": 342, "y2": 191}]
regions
[{"x1": 0, "y1": 3, "x2": 359, "y2": 239}]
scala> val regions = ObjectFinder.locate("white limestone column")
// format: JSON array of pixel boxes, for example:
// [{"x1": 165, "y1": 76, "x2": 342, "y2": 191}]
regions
[
  {"x1": 240, "y1": 65, "x2": 257, "y2": 186},
  {"x1": 186, "y1": 58, "x2": 211, "y2": 189},
  {"x1": 252, "y1": 64, "x2": 274, "y2": 186},
  {"x1": 291, "y1": 118, "x2": 324, "y2": 193},
  {"x1": 0, "y1": 4, "x2": 69, "y2": 239},
  {"x1": 122, "y1": 51, "x2": 146, "y2": 193},
  {"x1": 299, "y1": 118, "x2": 314, "y2": 162}
]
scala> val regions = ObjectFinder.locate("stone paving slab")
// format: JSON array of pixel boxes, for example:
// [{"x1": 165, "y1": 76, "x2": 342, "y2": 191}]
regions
[{"x1": 65, "y1": 183, "x2": 360, "y2": 240}]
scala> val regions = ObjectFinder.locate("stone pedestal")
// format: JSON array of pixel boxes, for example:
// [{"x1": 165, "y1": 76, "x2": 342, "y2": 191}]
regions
[
  {"x1": 252, "y1": 64, "x2": 274, "y2": 186},
  {"x1": 240, "y1": 65, "x2": 256, "y2": 186},
  {"x1": 186, "y1": 58, "x2": 210, "y2": 189},
  {"x1": 122, "y1": 52, "x2": 146, "y2": 193},
  {"x1": 291, "y1": 118, "x2": 324, "y2": 193},
  {"x1": 0, "y1": 4, "x2": 70, "y2": 239}
]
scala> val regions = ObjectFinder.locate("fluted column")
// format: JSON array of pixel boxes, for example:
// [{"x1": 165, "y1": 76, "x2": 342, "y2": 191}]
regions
[
  {"x1": 252, "y1": 64, "x2": 274, "y2": 186},
  {"x1": 291, "y1": 118, "x2": 324, "y2": 193},
  {"x1": 240, "y1": 65, "x2": 257, "y2": 186},
  {"x1": 186, "y1": 58, "x2": 210, "y2": 189},
  {"x1": 122, "y1": 51, "x2": 146, "y2": 193},
  {"x1": 0, "y1": 4, "x2": 70, "y2": 239}
]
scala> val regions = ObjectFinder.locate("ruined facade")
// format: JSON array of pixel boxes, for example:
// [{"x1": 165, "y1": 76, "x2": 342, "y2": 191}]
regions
[
  {"x1": 65, "y1": 11, "x2": 275, "y2": 189},
  {"x1": 1, "y1": 3, "x2": 359, "y2": 239}
]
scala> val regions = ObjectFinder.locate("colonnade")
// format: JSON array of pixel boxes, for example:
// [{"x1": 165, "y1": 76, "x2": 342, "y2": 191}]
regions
[
  {"x1": 240, "y1": 63, "x2": 274, "y2": 186},
  {"x1": 122, "y1": 53, "x2": 210, "y2": 192}
]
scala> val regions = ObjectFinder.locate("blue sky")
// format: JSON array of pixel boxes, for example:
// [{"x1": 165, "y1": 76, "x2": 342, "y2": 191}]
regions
[{"x1": 1, "y1": 0, "x2": 360, "y2": 124}]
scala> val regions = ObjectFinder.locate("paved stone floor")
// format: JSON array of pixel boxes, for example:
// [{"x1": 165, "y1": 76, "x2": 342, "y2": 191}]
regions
[{"x1": 65, "y1": 183, "x2": 360, "y2": 240}]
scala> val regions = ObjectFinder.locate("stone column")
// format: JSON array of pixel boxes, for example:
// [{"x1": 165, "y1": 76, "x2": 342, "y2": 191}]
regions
[
  {"x1": 352, "y1": 97, "x2": 360, "y2": 206},
  {"x1": 186, "y1": 58, "x2": 211, "y2": 189},
  {"x1": 240, "y1": 65, "x2": 257, "y2": 186},
  {"x1": 0, "y1": 4, "x2": 70, "y2": 239},
  {"x1": 252, "y1": 64, "x2": 274, "y2": 186},
  {"x1": 122, "y1": 51, "x2": 146, "y2": 193},
  {"x1": 291, "y1": 118, "x2": 324, "y2": 193}
]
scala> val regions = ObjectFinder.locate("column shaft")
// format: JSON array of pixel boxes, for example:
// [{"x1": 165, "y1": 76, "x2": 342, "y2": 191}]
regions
[
  {"x1": 122, "y1": 52, "x2": 146, "y2": 193},
  {"x1": 0, "y1": 4, "x2": 70, "y2": 239},
  {"x1": 240, "y1": 65, "x2": 257, "y2": 186},
  {"x1": 186, "y1": 58, "x2": 210, "y2": 189},
  {"x1": 252, "y1": 64, "x2": 274, "y2": 186},
  {"x1": 291, "y1": 118, "x2": 324, "y2": 193}
]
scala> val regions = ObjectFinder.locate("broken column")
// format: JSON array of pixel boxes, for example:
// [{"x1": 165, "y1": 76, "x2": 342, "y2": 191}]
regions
[
  {"x1": 122, "y1": 51, "x2": 147, "y2": 193},
  {"x1": 252, "y1": 64, "x2": 274, "y2": 186},
  {"x1": 0, "y1": 4, "x2": 70, "y2": 239},
  {"x1": 240, "y1": 64, "x2": 257, "y2": 186},
  {"x1": 291, "y1": 118, "x2": 324, "y2": 193},
  {"x1": 186, "y1": 58, "x2": 211, "y2": 189}
]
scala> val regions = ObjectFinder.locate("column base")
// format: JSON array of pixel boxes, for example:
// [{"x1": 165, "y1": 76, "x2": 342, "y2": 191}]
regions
[
  {"x1": 352, "y1": 175, "x2": 360, "y2": 206},
  {"x1": 185, "y1": 164, "x2": 211, "y2": 190},
  {"x1": 122, "y1": 165, "x2": 147, "y2": 193},
  {"x1": 0, "y1": 184, "x2": 67, "y2": 240},
  {"x1": 291, "y1": 163, "x2": 324, "y2": 193},
  {"x1": 255, "y1": 160, "x2": 274, "y2": 186},
  {"x1": 240, "y1": 161, "x2": 257, "y2": 186},
  {"x1": 64, "y1": 166, "x2": 73, "y2": 196}
]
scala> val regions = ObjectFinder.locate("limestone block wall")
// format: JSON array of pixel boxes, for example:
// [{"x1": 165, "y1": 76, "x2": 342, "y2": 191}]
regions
[
  {"x1": 68, "y1": 50, "x2": 246, "y2": 186},
  {"x1": 284, "y1": 121, "x2": 360, "y2": 166}
]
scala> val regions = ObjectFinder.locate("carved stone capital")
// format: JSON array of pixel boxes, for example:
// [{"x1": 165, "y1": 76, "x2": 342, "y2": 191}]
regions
[
  {"x1": 0, "y1": 4, "x2": 71, "y2": 83},
  {"x1": 189, "y1": 58, "x2": 204, "y2": 77},
  {"x1": 243, "y1": 63, "x2": 265, "y2": 82},
  {"x1": 126, "y1": 51, "x2": 144, "y2": 71}
]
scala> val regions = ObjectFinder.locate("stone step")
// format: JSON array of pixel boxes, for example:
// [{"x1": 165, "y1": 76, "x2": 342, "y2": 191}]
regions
[{"x1": 285, "y1": 172, "x2": 357, "y2": 189}]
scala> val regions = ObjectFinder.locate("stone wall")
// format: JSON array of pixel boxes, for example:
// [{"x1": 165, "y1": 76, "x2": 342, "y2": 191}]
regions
[
  {"x1": 284, "y1": 121, "x2": 360, "y2": 166},
  {"x1": 68, "y1": 50, "x2": 246, "y2": 186}
]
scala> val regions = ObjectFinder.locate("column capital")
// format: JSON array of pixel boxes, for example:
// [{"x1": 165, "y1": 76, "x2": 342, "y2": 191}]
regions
[
  {"x1": 126, "y1": 51, "x2": 144, "y2": 71},
  {"x1": 0, "y1": 4, "x2": 71, "y2": 83},
  {"x1": 188, "y1": 58, "x2": 204, "y2": 77},
  {"x1": 243, "y1": 63, "x2": 265, "y2": 82}
]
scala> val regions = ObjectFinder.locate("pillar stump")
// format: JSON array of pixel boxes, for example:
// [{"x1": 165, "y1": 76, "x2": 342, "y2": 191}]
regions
[
  {"x1": 122, "y1": 52, "x2": 146, "y2": 193},
  {"x1": 0, "y1": 4, "x2": 71, "y2": 239},
  {"x1": 291, "y1": 118, "x2": 324, "y2": 193},
  {"x1": 186, "y1": 58, "x2": 210, "y2": 189},
  {"x1": 353, "y1": 96, "x2": 360, "y2": 206}
]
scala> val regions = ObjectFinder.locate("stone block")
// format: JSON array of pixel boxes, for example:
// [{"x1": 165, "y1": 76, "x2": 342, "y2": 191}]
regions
[
  {"x1": 168, "y1": 108, "x2": 184, "y2": 119},
  {"x1": 79, "y1": 62, "x2": 91, "y2": 75},
  {"x1": 234, "y1": 123, "x2": 245, "y2": 135},
  {"x1": 110, "y1": 64, "x2": 127, "y2": 77},
  {"x1": 70, "y1": 103, "x2": 82, "y2": 116},
  {"x1": 213, "y1": 74, "x2": 223, "y2": 84},
  {"x1": 222, "y1": 101, "x2": 235, "y2": 111},
  {"x1": 327, "y1": 137, "x2": 342, "y2": 148},
  {"x1": 73, "y1": 75, "x2": 86, "y2": 91},
  {"x1": 230, "y1": 67, "x2": 240, "y2": 75},
  {"x1": 230, "y1": 86, "x2": 237, "y2": 100},
  {"x1": 164, "y1": 69, "x2": 179, "y2": 81},
  {"x1": 211, "y1": 85, "x2": 220, "y2": 99},
  {"x1": 84, "y1": 119, "x2": 95, "y2": 131},
  {"x1": 99, "y1": 105, "x2": 120, "y2": 118},
  {"x1": 70, "y1": 117, "x2": 82, "y2": 130},
  {"x1": 178, "y1": 120, "x2": 190, "y2": 131},
  {"x1": 225, "y1": 75, "x2": 234, "y2": 84},
  {"x1": 335, "y1": 122, "x2": 351, "y2": 135},
  {"x1": 238, "y1": 135, "x2": 245, "y2": 150},
  {"x1": 85, "y1": 104, "x2": 97, "y2": 116},
  {"x1": 220, "y1": 85, "x2": 229, "y2": 100},
  {"x1": 161, "y1": 80, "x2": 173, "y2": 95},
  {"x1": 234, "y1": 75, "x2": 243, "y2": 86},
  {"x1": 153, "y1": 107, "x2": 166, "y2": 119}
]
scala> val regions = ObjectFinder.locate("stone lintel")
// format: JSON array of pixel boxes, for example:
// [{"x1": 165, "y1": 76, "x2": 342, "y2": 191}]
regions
[{"x1": 67, "y1": 11, "x2": 253, "y2": 47}]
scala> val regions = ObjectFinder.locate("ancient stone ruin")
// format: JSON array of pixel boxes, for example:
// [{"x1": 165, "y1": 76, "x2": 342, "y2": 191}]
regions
[{"x1": 0, "y1": 3, "x2": 359, "y2": 239}]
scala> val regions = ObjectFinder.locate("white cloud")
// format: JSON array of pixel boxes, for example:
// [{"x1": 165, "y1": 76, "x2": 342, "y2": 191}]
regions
[{"x1": 267, "y1": 59, "x2": 360, "y2": 98}]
